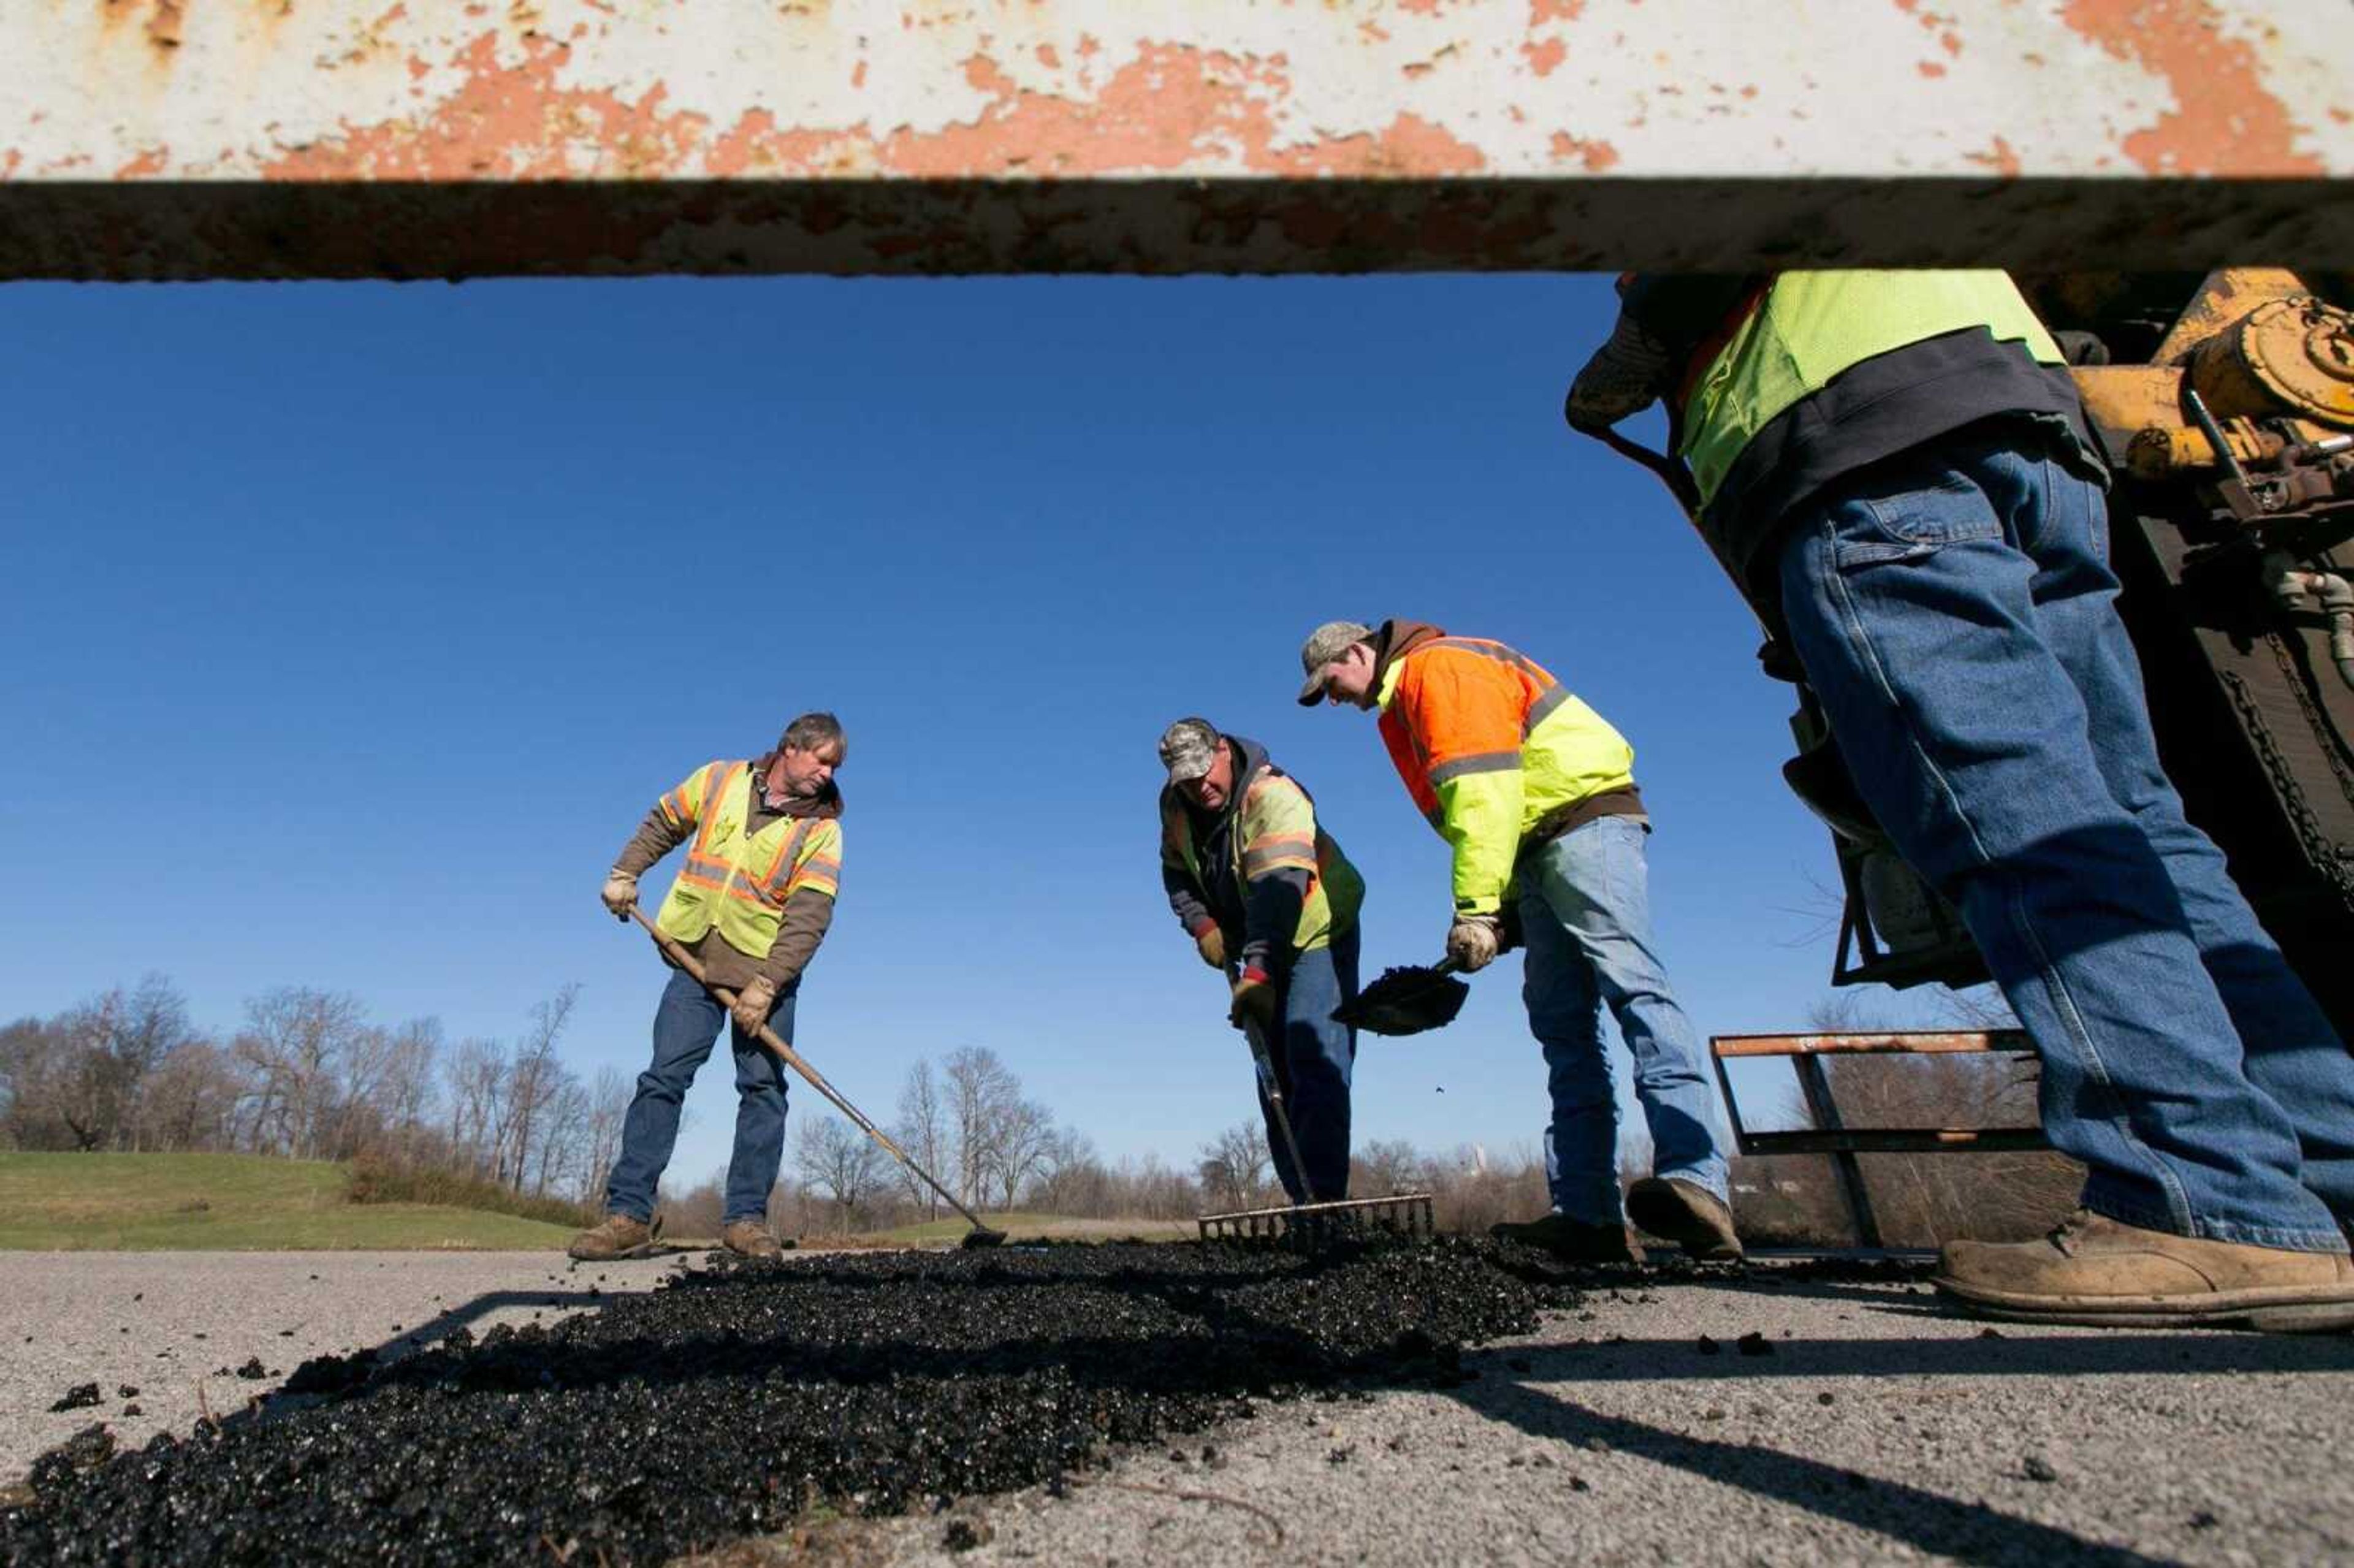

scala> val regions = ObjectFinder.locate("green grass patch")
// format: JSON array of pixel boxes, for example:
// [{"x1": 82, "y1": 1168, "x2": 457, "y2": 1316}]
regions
[{"x1": 0, "y1": 1152, "x2": 576, "y2": 1251}]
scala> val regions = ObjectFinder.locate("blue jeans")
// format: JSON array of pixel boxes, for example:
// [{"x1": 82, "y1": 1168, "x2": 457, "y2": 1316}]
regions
[
  {"x1": 1251, "y1": 927, "x2": 1360, "y2": 1204},
  {"x1": 1777, "y1": 426, "x2": 2354, "y2": 1253},
  {"x1": 604, "y1": 966, "x2": 796, "y2": 1225},
  {"x1": 1518, "y1": 816, "x2": 1730, "y2": 1224}
]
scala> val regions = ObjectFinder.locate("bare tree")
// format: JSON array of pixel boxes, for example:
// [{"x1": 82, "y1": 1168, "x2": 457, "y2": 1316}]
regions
[
  {"x1": 233, "y1": 988, "x2": 367, "y2": 1160},
  {"x1": 893, "y1": 1059, "x2": 949, "y2": 1220},
  {"x1": 1351, "y1": 1138, "x2": 1426, "y2": 1197},
  {"x1": 498, "y1": 985, "x2": 579, "y2": 1192},
  {"x1": 990, "y1": 1098, "x2": 1056, "y2": 1209},
  {"x1": 942, "y1": 1045, "x2": 1018, "y2": 1209},
  {"x1": 1197, "y1": 1122, "x2": 1270, "y2": 1212},
  {"x1": 582, "y1": 1066, "x2": 632, "y2": 1205},
  {"x1": 792, "y1": 1115, "x2": 891, "y2": 1231},
  {"x1": 443, "y1": 1037, "x2": 505, "y2": 1179}
]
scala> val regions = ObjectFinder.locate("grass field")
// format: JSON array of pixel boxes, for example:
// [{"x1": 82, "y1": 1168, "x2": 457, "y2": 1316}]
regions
[{"x1": 0, "y1": 1152, "x2": 577, "y2": 1251}]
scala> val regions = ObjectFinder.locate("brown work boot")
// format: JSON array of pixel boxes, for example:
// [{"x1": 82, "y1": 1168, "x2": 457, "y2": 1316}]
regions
[
  {"x1": 1490, "y1": 1212, "x2": 1645, "y2": 1265},
  {"x1": 1626, "y1": 1176, "x2": 1744, "y2": 1262},
  {"x1": 721, "y1": 1219, "x2": 784, "y2": 1260},
  {"x1": 1935, "y1": 1209, "x2": 2354, "y2": 1331},
  {"x1": 567, "y1": 1212, "x2": 659, "y2": 1262}
]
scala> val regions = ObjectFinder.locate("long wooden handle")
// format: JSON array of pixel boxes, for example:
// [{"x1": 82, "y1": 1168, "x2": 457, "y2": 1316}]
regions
[{"x1": 625, "y1": 906, "x2": 990, "y2": 1233}]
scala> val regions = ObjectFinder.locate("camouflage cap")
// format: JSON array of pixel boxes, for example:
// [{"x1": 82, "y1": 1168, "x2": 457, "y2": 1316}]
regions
[
  {"x1": 1157, "y1": 717, "x2": 1222, "y2": 783},
  {"x1": 1296, "y1": 620, "x2": 1374, "y2": 705}
]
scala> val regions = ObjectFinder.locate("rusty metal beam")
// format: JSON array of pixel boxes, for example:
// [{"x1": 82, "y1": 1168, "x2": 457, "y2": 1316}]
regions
[
  {"x1": 5, "y1": 2, "x2": 2352, "y2": 280},
  {"x1": 1713, "y1": 1031, "x2": 2036, "y2": 1059}
]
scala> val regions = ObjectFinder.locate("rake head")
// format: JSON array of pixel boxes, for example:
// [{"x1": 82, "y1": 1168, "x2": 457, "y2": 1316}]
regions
[{"x1": 1197, "y1": 1192, "x2": 1437, "y2": 1250}]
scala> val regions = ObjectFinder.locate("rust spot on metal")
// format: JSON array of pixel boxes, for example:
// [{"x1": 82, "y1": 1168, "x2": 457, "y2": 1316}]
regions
[
  {"x1": 1522, "y1": 37, "x2": 1566, "y2": 77},
  {"x1": 1918, "y1": 61, "x2": 1946, "y2": 78},
  {"x1": 115, "y1": 146, "x2": 169, "y2": 178},
  {"x1": 1035, "y1": 42, "x2": 1059, "y2": 69},
  {"x1": 1548, "y1": 131, "x2": 1618, "y2": 172},
  {"x1": 260, "y1": 31, "x2": 711, "y2": 180},
  {"x1": 145, "y1": 0, "x2": 184, "y2": 50},
  {"x1": 2061, "y1": 0, "x2": 2325, "y2": 175},
  {"x1": 1966, "y1": 135, "x2": 2022, "y2": 178},
  {"x1": 1529, "y1": 0, "x2": 1583, "y2": 20}
]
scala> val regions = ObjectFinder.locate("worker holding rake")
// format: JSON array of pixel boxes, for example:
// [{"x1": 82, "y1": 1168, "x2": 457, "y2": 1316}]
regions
[
  {"x1": 1298, "y1": 620, "x2": 1739, "y2": 1264},
  {"x1": 569, "y1": 712, "x2": 847, "y2": 1263},
  {"x1": 1157, "y1": 718, "x2": 1365, "y2": 1206}
]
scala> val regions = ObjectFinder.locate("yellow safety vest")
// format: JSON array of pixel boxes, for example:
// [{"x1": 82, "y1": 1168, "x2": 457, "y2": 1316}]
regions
[
  {"x1": 1160, "y1": 764, "x2": 1363, "y2": 953},
  {"x1": 652, "y1": 760, "x2": 842, "y2": 960},
  {"x1": 1679, "y1": 270, "x2": 2065, "y2": 506}
]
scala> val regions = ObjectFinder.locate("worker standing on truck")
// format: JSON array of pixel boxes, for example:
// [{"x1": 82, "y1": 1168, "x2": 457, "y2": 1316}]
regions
[
  {"x1": 1157, "y1": 718, "x2": 1365, "y2": 1205},
  {"x1": 1567, "y1": 269, "x2": 2354, "y2": 1328},
  {"x1": 1295, "y1": 622, "x2": 1739, "y2": 1263},
  {"x1": 569, "y1": 713, "x2": 847, "y2": 1263}
]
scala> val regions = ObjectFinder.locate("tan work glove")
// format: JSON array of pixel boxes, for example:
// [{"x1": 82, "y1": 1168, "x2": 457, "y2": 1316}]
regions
[
  {"x1": 1565, "y1": 311, "x2": 1677, "y2": 432},
  {"x1": 601, "y1": 870, "x2": 639, "y2": 921},
  {"x1": 730, "y1": 975, "x2": 778, "y2": 1038},
  {"x1": 1227, "y1": 967, "x2": 1279, "y2": 1032},
  {"x1": 1194, "y1": 925, "x2": 1228, "y2": 970},
  {"x1": 1446, "y1": 915, "x2": 1503, "y2": 974}
]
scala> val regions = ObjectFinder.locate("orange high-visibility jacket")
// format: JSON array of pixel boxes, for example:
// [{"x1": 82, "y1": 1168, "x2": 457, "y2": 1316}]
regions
[{"x1": 1376, "y1": 637, "x2": 1636, "y2": 916}]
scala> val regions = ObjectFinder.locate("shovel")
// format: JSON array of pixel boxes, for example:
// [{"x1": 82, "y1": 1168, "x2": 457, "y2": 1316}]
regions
[
  {"x1": 627, "y1": 907, "x2": 1006, "y2": 1249},
  {"x1": 1332, "y1": 957, "x2": 1468, "y2": 1037}
]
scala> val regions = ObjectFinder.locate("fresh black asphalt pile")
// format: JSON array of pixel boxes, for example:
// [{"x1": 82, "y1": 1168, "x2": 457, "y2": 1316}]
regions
[{"x1": 2, "y1": 1238, "x2": 1602, "y2": 1566}]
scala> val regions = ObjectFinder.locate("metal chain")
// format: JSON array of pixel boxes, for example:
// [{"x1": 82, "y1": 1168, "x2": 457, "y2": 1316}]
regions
[{"x1": 2218, "y1": 657, "x2": 2354, "y2": 910}]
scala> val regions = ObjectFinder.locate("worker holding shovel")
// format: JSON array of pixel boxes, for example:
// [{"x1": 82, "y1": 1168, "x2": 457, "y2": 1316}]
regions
[
  {"x1": 569, "y1": 713, "x2": 847, "y2": 1262},
  {"x1": 1157, "y1": 718, "x2": 1365, "y2": 1206},
  {"x1": 1297, "y1": 621, "x2": 1738, "y2": 1264}
]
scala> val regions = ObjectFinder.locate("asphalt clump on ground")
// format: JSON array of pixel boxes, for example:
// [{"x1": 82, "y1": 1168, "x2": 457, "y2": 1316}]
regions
[{"x1": 2, "y1": 1237, "x2": 1590, "y2": 1566}]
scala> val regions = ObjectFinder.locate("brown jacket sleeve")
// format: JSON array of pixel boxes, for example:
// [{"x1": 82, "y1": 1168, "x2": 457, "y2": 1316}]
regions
[
  {"x1": 612, "y1": 804, "x2": 689, "y2": 879},
  {"x1": 760, "y1": 888, "x2": 836, "y2": 988}
]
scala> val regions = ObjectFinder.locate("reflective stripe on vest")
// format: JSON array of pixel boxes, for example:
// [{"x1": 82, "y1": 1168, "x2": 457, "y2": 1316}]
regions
[
  {"x1": 656, "y1": 762, "x2": 840, "y2": 959},
  {"x1": 1677, "y1": 270, "x2": 2065, "y2": 506}
]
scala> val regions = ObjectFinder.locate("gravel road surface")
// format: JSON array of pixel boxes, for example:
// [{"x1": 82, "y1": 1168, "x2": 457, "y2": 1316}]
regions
[{"x1": 9, "y1": 1249, "x2": 2353, "y2": 1565}]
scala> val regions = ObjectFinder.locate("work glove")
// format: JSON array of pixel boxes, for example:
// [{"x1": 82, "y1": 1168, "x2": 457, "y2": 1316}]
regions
[
  {"x1": 1227, "y1": 967, "x2": 1279, "y2": 1033},
  {"x1": 730, "y1": 975, "x2": 778, "y2": 1038},
  {"x1": 600, "y1": 870, "x2": 639, "y2": 921},
  {"x1": 1564, "y1": 312, "x2": 1677, "y2": 432},
  {"x1": 1446, "y1": 914, "x2": 1503, "y2": 974},
  {"x1": 1194, "y1": 925, "x2": 1228, "y2": 970}
]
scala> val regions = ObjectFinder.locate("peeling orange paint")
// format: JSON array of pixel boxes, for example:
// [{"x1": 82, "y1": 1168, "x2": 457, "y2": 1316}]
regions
[
  {"x1": 1918, "y1": 61, "x2": 1946, "y2": 78},
  {"x1": 116, "y1": 146, "x2": 170, "y2": 178},
  {"x1": 2060, "y1": 0, "x2": 2323, "y2": 175},
  {"x1": 261, "y1": 31, "x2": 711, "y2": 181},
  {"x1": 1398, "y1": 0, "x2": 1441, "y2": 14},
  {"x1": 1967, "y1": 135, "x2": 2022, "y2": 178},
  {"x1": 1523, "y1": 37, "x2": 1566, "y2": 77},
  {"x1": 1548, "y1": 131, "x2": 1619, "y2": 172},
  {"x1": 851, "y1": 60, "x2": 868, "y2": 89},
  {"x1": 1530, "y1": 0, "x2": 1583, "y2": 20},
  {"x1": 146, "y1": 0, "x2": 184, "y2": 51}
]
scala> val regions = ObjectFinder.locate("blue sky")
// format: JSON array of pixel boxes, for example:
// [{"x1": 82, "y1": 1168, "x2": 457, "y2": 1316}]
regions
[{"x1": 0, "y1": 273, "x2": 1949, "y2": 1190}]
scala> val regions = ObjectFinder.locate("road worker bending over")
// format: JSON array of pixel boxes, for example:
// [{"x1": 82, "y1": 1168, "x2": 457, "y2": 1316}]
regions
[
  {"x1": 570, "y1": 713, "x2": 847, "y2": 1262},
  {"x1": 1298, "y1": 621, "x2": 1739, "y2": 1264},
  {"x1": 1157, "y1": 718, "x2": 1365, "y2": 1205},
  {"x1": 1569, "y1": 269, "x2": 2354, "y2": 1328}
]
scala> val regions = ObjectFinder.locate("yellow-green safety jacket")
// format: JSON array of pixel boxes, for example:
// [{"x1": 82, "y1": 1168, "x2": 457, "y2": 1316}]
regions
[
  {"x1": 652, "y1": 759, "x2": 843, "y2": 961},
  {"x1": 1375, "y1": 630, "x2": 1637, "y2": 918},
  {"x1": 1678, "y1": 269, "x2": 2066, "y2": 508},
  {"x1": 1160, "y1": 740, "x2": 1362, "y2": 975}
]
